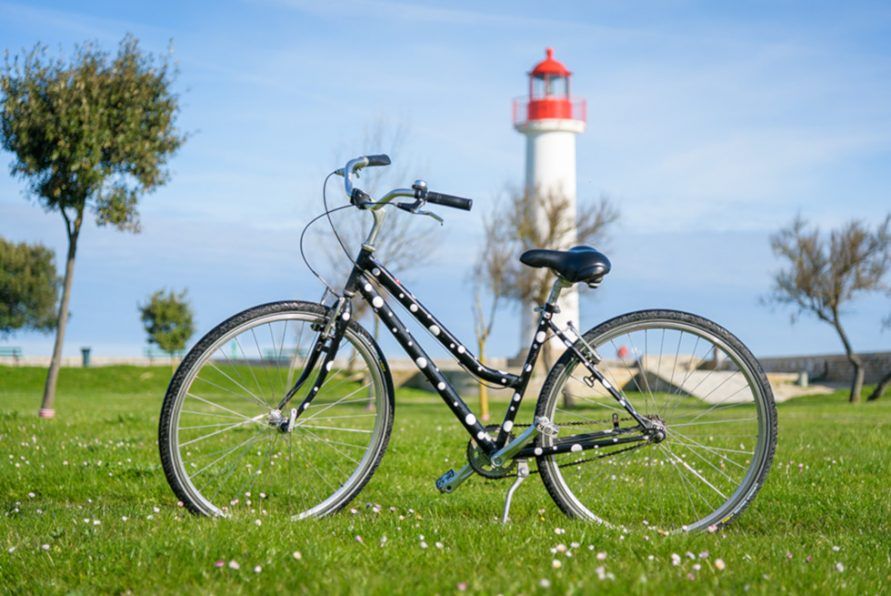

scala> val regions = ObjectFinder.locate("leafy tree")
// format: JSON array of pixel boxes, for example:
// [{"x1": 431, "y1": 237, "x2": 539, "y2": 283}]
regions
[
  {"x1": 0, "y1": 236, "x2": 59, "y2": 336},
  {"x1": 766, "y1": 215, "x2": 890, "y2": 403},
  {"x1": 0, "y1": 36, "x2": 186, "y2": 417},
  {"x1": 139, "y1": 289, "x2": 195, "y2": 359}
]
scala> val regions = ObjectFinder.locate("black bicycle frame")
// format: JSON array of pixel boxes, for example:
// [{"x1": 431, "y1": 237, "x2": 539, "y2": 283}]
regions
[{"x1": 280, "y1": 245, "x2": 653, "y2": 457}]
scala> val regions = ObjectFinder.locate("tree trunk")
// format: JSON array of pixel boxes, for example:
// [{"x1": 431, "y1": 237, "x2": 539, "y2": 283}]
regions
[
  {"x1": 867, "y1": 370, "x2": 891, "y2": 401},
  {"x1": 831, "y1": 314, "x2": 863, "y2": 403},
  {"x1": 39, "y1": 227, "x2": 79, "y2": 418},
  {"x1": 477, "y1": 337, "x2": 490, "y2": 422}
]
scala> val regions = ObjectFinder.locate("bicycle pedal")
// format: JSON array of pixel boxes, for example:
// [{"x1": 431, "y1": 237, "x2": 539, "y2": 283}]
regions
[
  {"x1": 435, "y1": 469, "x2": 456, "y2": 493},
  {"x1": 435, "y1": 464, "x2": 474, "y2": 494},
  {"x1": 535, "y1": 416, "x2": 559, "y2": 437}
]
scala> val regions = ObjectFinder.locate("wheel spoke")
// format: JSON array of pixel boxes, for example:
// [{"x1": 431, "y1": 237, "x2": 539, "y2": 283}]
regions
[
  {"x1": 539, "y1": 313, "x2": 773, "y2": 532},
  {"x1": 164, "y1": 308, "x2": 388, "y2": 520}
]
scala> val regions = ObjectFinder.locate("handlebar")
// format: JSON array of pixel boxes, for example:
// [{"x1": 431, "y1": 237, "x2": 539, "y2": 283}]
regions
[
  {"x1": 426, "y1": 191, "x2": 473, "y2": 211},
  {"x1": 338, "y1": 154, "x2": 473, "y2": 214}
]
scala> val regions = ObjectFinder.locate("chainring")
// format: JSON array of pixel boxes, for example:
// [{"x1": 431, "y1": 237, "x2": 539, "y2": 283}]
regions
[{"x1": 466, "y1": 424, "x2": 516, "y2": 479}]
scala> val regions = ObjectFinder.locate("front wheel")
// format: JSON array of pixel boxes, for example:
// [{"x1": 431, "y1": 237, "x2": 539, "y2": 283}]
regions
[
  {"x1": 535, "y1": 310, "x2": 777, "y2": 533},
  {"x1": 159, "y1": 301, "x2": 394, "y2": 519}
]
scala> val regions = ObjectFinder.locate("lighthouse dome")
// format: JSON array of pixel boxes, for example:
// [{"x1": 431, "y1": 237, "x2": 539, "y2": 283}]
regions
[{"x1": 530, "y1": 48, "x2": 571, "y2": 77}]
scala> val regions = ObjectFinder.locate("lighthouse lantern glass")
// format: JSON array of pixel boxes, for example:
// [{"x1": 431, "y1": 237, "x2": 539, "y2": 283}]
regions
[{"x1": 530, "y1": 74, "x2": 569, "y2": 99}]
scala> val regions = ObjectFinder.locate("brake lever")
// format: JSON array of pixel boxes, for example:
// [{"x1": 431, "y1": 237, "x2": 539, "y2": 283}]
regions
[
  {"x1": 416, "y1": 209, "x2": 444, "y2": 225},
  {"x1": 394, "y1": 201, "x2": 443, "y2": 225},
  {"x1": 395, "y1": 200, "x2": 421, "y2": 212}
]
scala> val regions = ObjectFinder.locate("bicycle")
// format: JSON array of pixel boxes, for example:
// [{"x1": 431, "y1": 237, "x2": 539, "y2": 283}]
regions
[{"x1": 158, "y1": 154, "x2": 777, "y2": 533}]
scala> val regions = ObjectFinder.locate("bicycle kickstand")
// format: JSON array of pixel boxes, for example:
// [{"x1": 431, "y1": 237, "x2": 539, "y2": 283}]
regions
[{"x1": 501, "y1": 459, "x2": 530, "y2": 524}]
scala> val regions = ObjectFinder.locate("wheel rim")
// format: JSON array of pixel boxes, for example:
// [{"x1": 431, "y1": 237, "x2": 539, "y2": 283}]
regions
[
  {"x1": 167, "y1": 311, "x2": 388, "y2": 519},
  {"x1": 540, "y1": 317, "x2": 770, "y2": 533}
]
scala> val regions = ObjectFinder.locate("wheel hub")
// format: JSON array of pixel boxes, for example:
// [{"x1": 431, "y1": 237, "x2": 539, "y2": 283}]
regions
[{"x1": 645, "y1": 414, "x2": 667, "y2": 443}]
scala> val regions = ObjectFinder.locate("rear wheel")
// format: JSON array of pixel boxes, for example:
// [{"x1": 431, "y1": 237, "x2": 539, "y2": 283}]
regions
[
  {"x1": 159, "y1": 301, "x2": 394, "y2": 519},
  {"x1": 535, "y1": 310, "x2": 776, "y2": 533}
]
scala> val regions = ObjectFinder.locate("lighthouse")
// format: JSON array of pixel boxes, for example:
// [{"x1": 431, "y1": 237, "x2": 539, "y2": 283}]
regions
[{"x1": 513, "y1": 47, "x2": 586, "y2": 346}]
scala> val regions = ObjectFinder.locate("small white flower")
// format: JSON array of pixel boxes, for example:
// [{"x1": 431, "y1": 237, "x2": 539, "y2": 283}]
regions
[
  {"x1": 596, "y1": 551, "x2": 607, "y2": 561},
  {"x1": 228, "y1": 560, "x2": 240, "y2": 570},
  {"x1": 835, "y1": 562, "x2": 845, "y2": 573},
  {"x1": 539, "y1": 578, "x2": 551, "y2": 588},
  {"x1": 714, "y1": 559, "x2": 726, "y2": 571},
  {"x1": 292, "y1": 551, "x2": 302, "y2": 560},
  {"x1": 253, "y1": 565, "x2": 262, "y2": 574},
  {"x1": 554, "y1": 527, "x2": 565, "y2": 535},
  {"x1": 671, "y1": 553, "x2": 681, "y2": 566},
  {"x1": 551, "y1": 559, "x2": 562, "y2": 569},
  {"x1": 41, "y1": 544, "x2": 50, "y2": 551}
]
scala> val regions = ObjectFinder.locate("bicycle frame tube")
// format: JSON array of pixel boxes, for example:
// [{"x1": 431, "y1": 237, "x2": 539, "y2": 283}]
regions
[{"x1": 284, "y1": 246, "x2": 652, "y2": 457}]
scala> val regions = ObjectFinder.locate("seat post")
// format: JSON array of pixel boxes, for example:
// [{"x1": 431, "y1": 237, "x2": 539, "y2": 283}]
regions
[{"x1": 545, "y1": 278, "x2": 571, "y2": 309}]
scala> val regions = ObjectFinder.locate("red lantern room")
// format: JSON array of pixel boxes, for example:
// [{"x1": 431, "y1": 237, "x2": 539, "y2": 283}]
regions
[{"x1": 513, "y1": 48, "x2": 586, "y2": 126}]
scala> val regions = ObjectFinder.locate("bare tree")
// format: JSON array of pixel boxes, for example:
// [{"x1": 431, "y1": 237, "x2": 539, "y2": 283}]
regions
[
  {"x1": 314, "y1": 118, "x2": 439, "y2": 410},
  {"x1": 471, "y1": 211, "x2": 512, "y2": 421},
  {"x1": 494, "y1": 186, "x2": 618, "y2": 369},
  {"x1": 868, "y1": 314, "x2": 891, "y2": 401},
  {"x1": 765, "y1": 215, "x2": 891, "y2": 403},
  {"x1": 319, "y1": 118, "x2": 438, "y2": 337},
  {"x1": 474, "y1": 186, "x2": 618, "y2": 408}
]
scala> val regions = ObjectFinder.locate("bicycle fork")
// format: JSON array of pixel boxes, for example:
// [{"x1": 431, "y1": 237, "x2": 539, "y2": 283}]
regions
[{"x1": 268, "y1": 297, "x2": 351, "y2": 431}]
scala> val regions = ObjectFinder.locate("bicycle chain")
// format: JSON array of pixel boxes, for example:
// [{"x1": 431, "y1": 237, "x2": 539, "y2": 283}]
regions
[{"x1": 480, "y1": 417, "x2": 644, "y2": 478}]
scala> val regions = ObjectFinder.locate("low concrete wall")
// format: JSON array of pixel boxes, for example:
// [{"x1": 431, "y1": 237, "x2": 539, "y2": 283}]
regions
[
  {"x1": 0, "y1": 356, "x2": 178, "y2": 367},
  {"x1": 757, "y1": 351, "x2": 891, "y2": 384},
  {"x1": 4, "y1": 352, "x2": 888, "y2": 388}
]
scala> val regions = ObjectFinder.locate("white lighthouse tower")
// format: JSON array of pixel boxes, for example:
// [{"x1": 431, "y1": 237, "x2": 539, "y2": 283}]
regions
[{"x1": 513, "y1": 47, "x2": 586, "y2": 345}]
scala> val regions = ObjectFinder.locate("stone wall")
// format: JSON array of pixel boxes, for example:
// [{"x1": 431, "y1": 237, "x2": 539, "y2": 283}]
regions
[{"x1": 757, "y1": 351, "x2": 891, "y2": 384}]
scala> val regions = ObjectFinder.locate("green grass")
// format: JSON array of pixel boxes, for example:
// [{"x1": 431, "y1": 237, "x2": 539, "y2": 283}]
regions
[{"x1": 1, "y1": 365, "x2": 889, "y2": 594}]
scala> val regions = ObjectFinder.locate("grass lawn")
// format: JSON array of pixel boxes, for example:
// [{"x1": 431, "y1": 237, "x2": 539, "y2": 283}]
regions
[{"x1": 1, "y1": 365, "x2": 889, "y2": 594}]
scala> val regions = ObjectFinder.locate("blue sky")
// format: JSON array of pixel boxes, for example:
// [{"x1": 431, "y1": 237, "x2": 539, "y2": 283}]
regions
[{"x1": 1, "y1": 0, "x2": 889, "y2": 359}]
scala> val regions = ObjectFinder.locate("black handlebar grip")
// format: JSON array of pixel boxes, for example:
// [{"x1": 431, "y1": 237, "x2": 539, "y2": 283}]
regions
[
  {"x1": 426, "y1": 191, "x2": 473, "y2": 211},
  {"x1": 365, "y1": 154, "x2": 391, "y2": 167}
]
